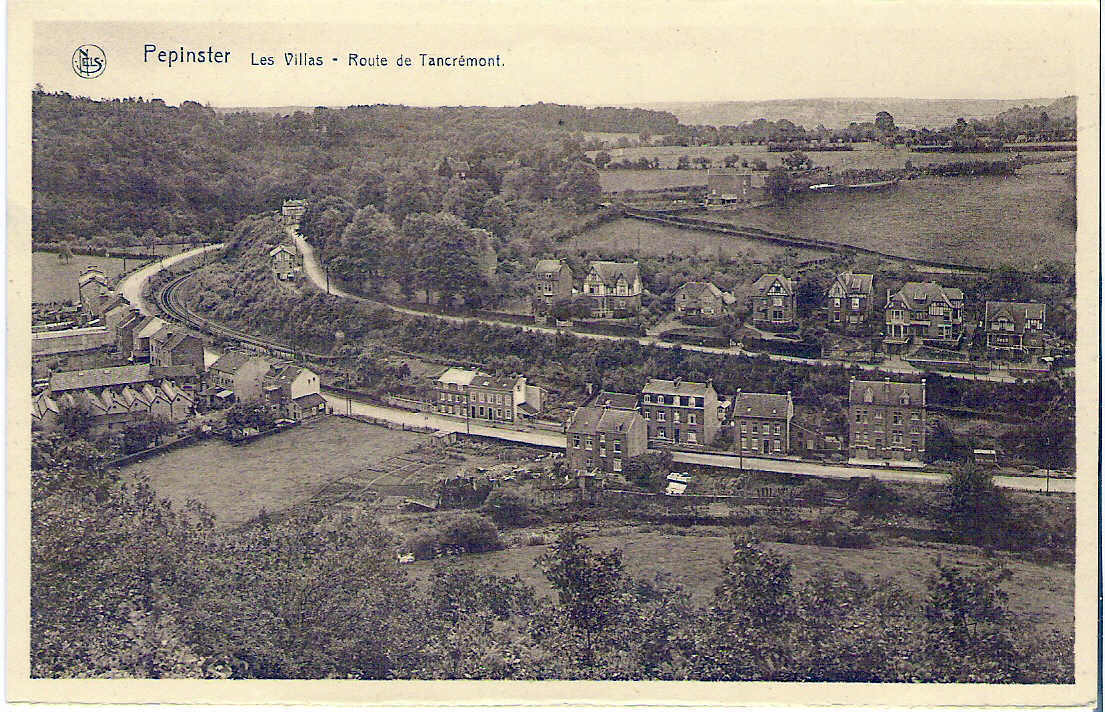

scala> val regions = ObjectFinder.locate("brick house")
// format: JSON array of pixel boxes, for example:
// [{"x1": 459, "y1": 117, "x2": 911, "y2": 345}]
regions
[
  {"x1": 750, "y1": 273, "x2": 796, "y2": 329},
  {"x1": 533, "y1": 259, "x2": 573, "y2": 307},
  {"x1": 827, "y1": 271, "x2": 875, "y2": 332},
  {"x1": 269, "y1": 245, "x2": 300, "y2": 280},
  {"x1": 884, "y1": 282, "x2": 964, "y2": 349},
  {"x1": 674, "y1": 281, "x2": 731, "y2": 318},
  {"x1": 432, "y1": 367, "x2": 543, "y2": 425},
  {"x1": 848, "y1": 378, "x2": 926, "y2": 464},
  {"x1": 150, "y1": 330, "x2": 205, "y2": 373},
  {"x1": 262, "y1": 363, "x2": 323, "y2": 418},
  {"x1": 78, "y1": 266, "x2": 112, "y2": 317},
  {"x1": 639, "y1": 378, "x2": 719, "y2": 446},
  {"x1": 281, "y1": 199, "x2": 307, "y2": 226},
  {"x1": 565, "y1": 406, "x2": 647, "y2": 474},
  {"x1": 582, "y1": 261, "x2": 642, "y2": 317},
  {"x1": 732, "y1": 390, "x2": 794, "y2": 456},
  {"x1": 984, "y1": 301, "x2": 1046, "y2": 357},
  {"x1": 205, "y1": 351, "x2": 272, "y2": 403}
]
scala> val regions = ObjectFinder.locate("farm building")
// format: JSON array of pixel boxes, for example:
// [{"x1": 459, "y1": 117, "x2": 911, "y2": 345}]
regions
[{"x1": 706, "y1": 168, "x2": 768, "y2": 204}]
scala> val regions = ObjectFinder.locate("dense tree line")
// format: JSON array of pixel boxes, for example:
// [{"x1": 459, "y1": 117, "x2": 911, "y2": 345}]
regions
[
  {"x1": 32, "y1": 91, "x2": 610, "y2": 245},
  {"x1": 31, "y1": 431, "x2": 1072, "y2": 681}
]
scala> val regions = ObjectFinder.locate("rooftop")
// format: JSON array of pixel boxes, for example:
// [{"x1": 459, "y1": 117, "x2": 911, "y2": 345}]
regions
[
  {"x1": 48, "y1": 364, "x2": 154, "y2": 393},
  {"x1": 642, "y1": 378, "x2": 714, "y2": 396},
  {"x1": 567, "y1": 405, "x2": 642, "y2": 435},
  {"x1": 849, "y1": 378, "x2": 926, "y2": 407},
  {"x1": 733, "y1": 391, "x2": 792, "y2": 419},
  {"x1": 588, "y1": 391, "x2": 639, "y2": 410}
]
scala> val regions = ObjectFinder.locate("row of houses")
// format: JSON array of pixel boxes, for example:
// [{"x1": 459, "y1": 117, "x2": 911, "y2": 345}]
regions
[
  {"x1": 432, "y1": 368, "x2": 545, "y2": 425},
  {"x1": 565, "y1": 376, "x2": 927, "y2": 474}
]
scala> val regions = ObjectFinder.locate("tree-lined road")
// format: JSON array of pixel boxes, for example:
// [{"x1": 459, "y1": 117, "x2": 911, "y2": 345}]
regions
[
  {"x1": 291, "y1": 230, "x2": 1025, "y2": 383},
  {"x1": 119, "y1": 243, "x2": 224, "y2": 316}
]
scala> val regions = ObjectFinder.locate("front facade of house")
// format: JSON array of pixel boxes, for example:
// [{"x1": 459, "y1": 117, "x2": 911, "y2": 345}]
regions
[
  {"x1": 206, "y1": 352, "x2": 272, "y2": 403},
  {"x1": 150, "y1": 331, "x2": 205, "y2": 373},
  {"x1": 639, "y1": 378, "x2": 719, "y2": 446},
  {"x1": 566, "y1": 406, "x2": 647, "y2": 474},
  {"x1": 848, "y1": 378, "x2": 926, "y2": 463},
  {"x1": 884, "y1": 282, "x2": 964, "y2": 349},
  {"x1": 675, "y1": 281, "x2": 727, "y2": 317},
  {"x1": 282, "y1": 199, "x2": 307, "y2": 226},
  {"x1": 984, "y1": 301, "x2": 1046, "y2": 356},
  {"x1": 262, "y1": 363, "x2": 321, "y2": 415},
  {"x1": 432, "y1": 368, "x2": 541, "y2": 424},
  {"x1": 827, "y1": 272, "x2": 875, "y2": 332},
  {"x1": 750, "y1": 273, "x2": 796, "y2": 329},
  {"x1": 732, "y1": 391, "x2": 794, "y2": 456},
  {"x1": 533, "y1": 259, "x2": 573, "y2": 306},
  {"x1": 269, "y1": 245, "x2": 299, "y2": 280},
  {"x1": 582, "y1": 261, "x2": 642, "y2": 317}
]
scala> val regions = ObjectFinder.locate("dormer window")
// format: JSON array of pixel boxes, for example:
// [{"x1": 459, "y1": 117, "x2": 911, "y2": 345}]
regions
[{"x1": 900, "y1": 395, "x2": 910, "y2": 406}]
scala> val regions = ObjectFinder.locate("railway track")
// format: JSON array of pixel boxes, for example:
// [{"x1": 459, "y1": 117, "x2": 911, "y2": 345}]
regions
[{"x1": 154, "y1": 268, "x2": 341, "y2": 362}]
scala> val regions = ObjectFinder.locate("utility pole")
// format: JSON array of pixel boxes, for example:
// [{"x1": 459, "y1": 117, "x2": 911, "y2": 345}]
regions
[{"x1": 326, "y1": 269, "x2": 330, "y2": 295}]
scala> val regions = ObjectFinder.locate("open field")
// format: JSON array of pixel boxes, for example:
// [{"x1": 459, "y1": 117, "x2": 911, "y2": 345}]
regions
[
  {"x1": 566, "y1": 218, "x2": 830, "y2": 261},
  {"x1": 32, "y1": 252, "x2": 143, "y2": 304},
  {"x1": 592, "y1": 140, "x2": 1075, "y2": 174},
  {"x1": 598, "y1": 169, "x2": 707, "y2": 192},
  {"x1": 408, "y1": 528, "x2": 1074, "y2": 633},
  {"x1": 120, "y1": 416, "x2": 430, "y2": 527},
  {"x1": 697, "y1": 170, "x2": 1075, "y2": 269}
]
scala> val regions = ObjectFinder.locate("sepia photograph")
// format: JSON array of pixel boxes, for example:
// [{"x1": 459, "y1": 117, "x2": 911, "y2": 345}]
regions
[{"x1": 7, "y1": 1, "x2": 1100, "y2": 707}]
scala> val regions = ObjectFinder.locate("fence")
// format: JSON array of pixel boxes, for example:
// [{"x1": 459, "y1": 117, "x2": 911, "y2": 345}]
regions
[
  {"x1": 105, "y1": 433, "x2": 198, "y2": 468},
  {"x1": 339, "y1": 413, "x2": 438, "y2": 434},
  {"x1": 384, "y1": 395, "x2": 434, "y2": 412}
]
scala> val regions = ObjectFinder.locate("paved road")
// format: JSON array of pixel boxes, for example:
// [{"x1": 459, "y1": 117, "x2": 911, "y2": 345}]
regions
[
  {"x1": 292, "y1": 230, "x2": 1022, "y2": 383},
  {"x1": 322, "y1": 391, "x2": 1073, "y2": 493},
  {"x1": 118, "y1": 243, "x2": 224, "y2": 316}
]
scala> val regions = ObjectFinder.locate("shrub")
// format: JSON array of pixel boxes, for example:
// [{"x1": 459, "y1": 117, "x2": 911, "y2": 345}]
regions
[
  {"x1": 795, "y1": 480, "x2": 827, "y2": 505},
  {"x1": 407, "y1": 531, "x2": 439, "y2": 561},
  {"x1": 438, "y1": 514, "x2": 504, "y2": 555},
  {"x1": 849, "y1": 476, "x2": 900, "y2": 517},
  {"x1": 482, "y1": 490, "x2": 539, "y2": 528},
  {"x1": 525, "y1": 534, "x2": 547, "y2": 547}
]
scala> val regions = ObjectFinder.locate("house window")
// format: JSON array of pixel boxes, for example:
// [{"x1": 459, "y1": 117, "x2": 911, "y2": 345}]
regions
[
  {"x1": 751, "y1": 424, "x2": 759, "y2": 434},
  {"x1": 740, "y1": 437, "x2": 747, "y2": 450},
  {"x1": 657, "y1": 412, "x2": 666, "y2": 422},
  {"x1": 658, "y1": 427, "x2": 666, "y2": 438},
  {"x1": 672, "y1": 412, "x2": 681, "y2": 424},
  {"x1": 643, "y1": 410, "x2": 650, "y2": 420},
  {"x1": 696, "y1": 397, "x2": 704, "y2": 407},
  {"x1": 774, "y1": 439, "x2": 781, "y2": 451},
  {"x1": 892, "y1": 412, "x2": 902, "y2": 424},
  {"x1": 505, "y1": 410, "x2": 511, "y2": 419},
  {"x1": 874, "y1": 410, "x2": 883, "y2": 420},
  {"x1": 750, "y1": 438, "x2": 758, "y2": 449},
  {"x1": 688, "y1": 414, "x2": 696, "y2": 425},
  {"x1": 740, "y1": 422, "x2": 748, "y2": 433},
  {"x1": 855, "y1": 412, "x2": 862, "y2": 423},
  {"x1": 851, "y1": 297, "x2": 860, "y2": 310},
  {"x1": 613, "y1": 441, "x2": 621, "y2": 453},
  {"x1": 600, "y1": 448, "x2": 606, "y2": 457},
  {"x1": 585, "y1": 436, "x2": 593, "y2": 447},
  {"x1": 613, "y1": 458, "x2": 623, "y2": 472},
  {"x1": 833, "y1": 298, "x2": 841, "y2": 308},
  {"x1": 572, "y1": 435, "x2": 581, "y2": 448},
  {"x1": 773, "y1": 297, "x2": 783, "y2": 307},
  {"x1": 497, "y1": 409, "x2": 503, "y2": 418},
  {"x1": 892, "y1": 433, "x2": 903, "y2": 445}
]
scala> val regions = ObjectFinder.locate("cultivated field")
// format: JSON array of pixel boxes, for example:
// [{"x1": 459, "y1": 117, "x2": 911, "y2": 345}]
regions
[
  {"x1": 698, "y1": 170, "x2": 1075, "y2": 269},
  {"x1": 120, "y1": 416, "x2": 430, "y2": 527},
  {"x1": 408, "y1": 528, "x2": 1074, "y2": 633},
  {"x1": 599, "y1": 169, "x2": 707, "y2": 192},
  {"x1": 566, "y1": 218, "x2": 829, "y2": 261},
  {"x1": 32, "y1": 252, "x2": 141, "y2": 304}
]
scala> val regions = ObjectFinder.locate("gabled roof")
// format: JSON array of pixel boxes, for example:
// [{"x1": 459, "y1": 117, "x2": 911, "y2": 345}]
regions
[
  {"x1": 849, "y1": 379, "x2": 926, "y2": 407},
  {"x1": 293, "y1": 393, "x2": 327, "y2": 408},
  {"x1": 265, "y1": 363, "x2": 313, "y2": 387},
  {"x1": 830, "y1": 272, "x2": 874, "y2": 296},
  {"x1": 889, "y1": 282, "x2": 963, "y2": 310},
  {"x1": 676, "y1": 281, "x2": 725, "y2": 301},
  {"x1": 48, "y1": 364, "x2": 154, "y2": 393},
  {"x1": 752, "y1": 273, "x2": 794, "y2": 295},
  {"x1": 984, "y1": 301, "x2": 1046, "y2": 332},
  {"x1": 269, "y1": 244, "x2": 296, "y2": 257},
  {"x1": 587, "y1": 261, "x2": 639, "y2": 287},
  {"x1": 589, "y1": 391, "x2": 639, "y2": 410},
  {"x1": 535, "y1": 259, "x2": 567, "y2": 275},
  {"x1": 437, "y1": 367, "x2": 477, "y2": 386},
  {"x1": 149, "y1": 324, "x2": 175, "y2": 344},
  {"x1": 210, "y1": 351, "x2": 269, "y2": 375},
  {"x1": 117, "y1": 312, "x2": 144, "y2": 332},
  {"x1": 161, "y1": 332, "x2": 196, "y2": 352},
  {"x1": 733, "y1": 391, "x2": 792, "y2": 419},
  {"x1": 135, "y1": 317, "x2": 167, "y2": 340},
  {"x1": 78, "y1": 267, "x2": 108, "y2": 288},
  {"x1": 566, "y1": 406, "x2": 642, "y2": 436},
  {"x1": 642, "y1": 378, "x2": 714, "y2": 396},
  {"x1": 470, "y1": 373, "x2": 523, "y2": 391}
]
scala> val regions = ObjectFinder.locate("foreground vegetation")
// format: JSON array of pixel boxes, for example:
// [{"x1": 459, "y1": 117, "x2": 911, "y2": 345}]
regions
[{"x1": 32, "y1": 429, "x2": 1073, "y2": 681}]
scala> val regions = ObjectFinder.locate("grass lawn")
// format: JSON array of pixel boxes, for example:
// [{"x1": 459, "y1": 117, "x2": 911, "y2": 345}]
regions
[
  {"x1": 407, "y1": 528, "x2": 1073, "y2": 633},
  {"x1": 567, "y1": 218, "x2": 828, "y2": 261},
  {"x1": 120, "y1": 416, "x2": 430, "y2": 527},
  {"x1": 32, "y1": 252, "x2": 143, "y2": 304},
  {"x1": 599, "y1": 170, "x2": 706, "y2": 192}
]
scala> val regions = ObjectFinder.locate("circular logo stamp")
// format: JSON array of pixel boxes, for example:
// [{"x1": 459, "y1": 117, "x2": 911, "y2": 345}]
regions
[{"x1": 72, "y1": 45, "x2": 106, "y2": 78}]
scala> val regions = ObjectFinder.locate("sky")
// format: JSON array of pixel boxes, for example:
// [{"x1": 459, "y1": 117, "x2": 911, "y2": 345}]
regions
[{"x1": 27, "y1": 1, "x2": 1097, "y2": 108}]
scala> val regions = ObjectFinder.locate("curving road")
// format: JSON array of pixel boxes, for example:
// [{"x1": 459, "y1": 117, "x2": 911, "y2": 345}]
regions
[
  {"x1": 291, "y1": 229, "x2": 1024, "y2": 383},
  {"x1": 119, "y1": 243, "x2": 224, "y2": 316}
]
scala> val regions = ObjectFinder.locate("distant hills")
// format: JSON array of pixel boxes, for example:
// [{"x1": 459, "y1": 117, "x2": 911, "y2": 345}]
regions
[{"x1": 633, "y1": 97, "x2": 1072, "y2": 129}]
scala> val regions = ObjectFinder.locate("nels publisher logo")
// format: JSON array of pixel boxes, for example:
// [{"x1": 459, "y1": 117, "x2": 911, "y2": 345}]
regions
[{"x1": 72, "y1": 44, "x2": 106, "y2": 78}]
